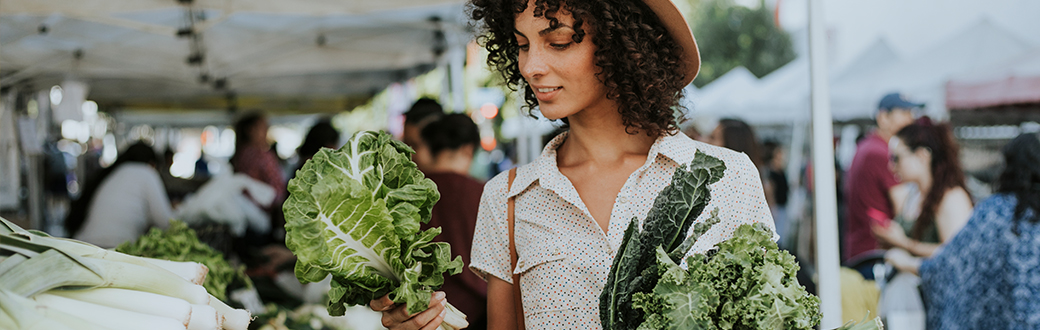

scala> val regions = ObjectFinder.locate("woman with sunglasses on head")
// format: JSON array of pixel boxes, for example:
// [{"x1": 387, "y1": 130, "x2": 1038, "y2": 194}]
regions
[
  {"x1": 368, "y1": 0, "x2": 776, "y2": 329},
  {"x1": 872, "y1": 117, "x2": 973, "y2": 272}
]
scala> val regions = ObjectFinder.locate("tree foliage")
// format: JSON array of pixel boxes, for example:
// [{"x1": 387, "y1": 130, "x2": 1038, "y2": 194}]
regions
[{"x1": 687, "y1": 0, "x2": 796, "y2": 87}]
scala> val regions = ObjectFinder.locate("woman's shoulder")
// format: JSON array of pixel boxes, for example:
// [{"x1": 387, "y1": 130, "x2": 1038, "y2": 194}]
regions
[{"x1": 663, "y1": 133, "x2": 756, "y2": 169}]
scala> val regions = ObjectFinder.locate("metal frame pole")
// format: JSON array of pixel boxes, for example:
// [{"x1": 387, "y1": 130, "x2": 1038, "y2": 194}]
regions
[{"x1": 808, "y1": 0, "x2": 842, "y2": 327}]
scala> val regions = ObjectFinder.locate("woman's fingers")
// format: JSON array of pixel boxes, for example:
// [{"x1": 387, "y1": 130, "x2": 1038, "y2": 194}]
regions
[
  {"x1": 381, "y1": 292, "x2": 447, "y2": 329},
  {"x1": 420, "y1": 308, "x2": 448, "y2": 330},
  {"x1": 370, "y1": 294, "x2": 396, "y2": 312}
]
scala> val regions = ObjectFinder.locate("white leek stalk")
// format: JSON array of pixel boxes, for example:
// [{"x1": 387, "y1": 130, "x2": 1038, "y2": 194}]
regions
[
  {"x1": 0, "y1": 289, "x2": 106, "y2": 330},
  {"x1": 208, "y1": 294, "x2": 252, "y2": 330},
  {"x1": 0, "y1": 248, "x2": 210, "y2": 305},
  {"x1": 49, "y1": 287, "x2": 192, "y2": 326},
  {"x1": 33, "y1": 293, "x2": 186, "y2": 330},
  {"x1": 439, "y1": 301, "x2": 469, "y2": 330},
  {"x1": 188, "y1": 303, "x2": 220, "y2": 330},
  {"x1": 9, "y1": 230, "x2": 208, "y2": 284}
]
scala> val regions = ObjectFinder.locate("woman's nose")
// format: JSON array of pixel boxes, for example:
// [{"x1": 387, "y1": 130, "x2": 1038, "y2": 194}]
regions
[{"x1": 520, "y1": 47, "x2": 548, "y2": 79}]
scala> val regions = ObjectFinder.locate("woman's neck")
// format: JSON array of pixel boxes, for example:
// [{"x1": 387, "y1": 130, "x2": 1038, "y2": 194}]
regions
[
  {"x1": 915, "y1": 174, "x2": 933, "y2": 197},
  {"x1": 557, "y1": 110, "x2": 656, "y2": 167},
  {"x1": 427, "y1": 149, "x2": 473, "y2": 175}
]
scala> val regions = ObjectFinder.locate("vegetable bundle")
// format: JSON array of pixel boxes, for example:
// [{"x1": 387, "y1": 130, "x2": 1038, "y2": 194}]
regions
[
  {"x1": 0, "y1": 217, "x2": 251, "y2": 330},
  {"x1": 283, "y1": 131, "x2": 467, "y2": 329},
  {"x1": 600, "y1": 152, "x2": 880, "y2": 330}
]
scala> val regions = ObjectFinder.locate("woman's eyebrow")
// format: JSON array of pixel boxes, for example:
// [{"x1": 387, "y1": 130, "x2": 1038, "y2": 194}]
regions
[{"x1": 513, "y1": 24, "x2": 574, "y2": 37}]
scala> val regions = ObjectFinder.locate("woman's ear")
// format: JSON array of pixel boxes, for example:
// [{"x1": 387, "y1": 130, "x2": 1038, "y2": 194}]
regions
[{"x1": 915, "y1": 146, "x2": 932, "y2": 162}]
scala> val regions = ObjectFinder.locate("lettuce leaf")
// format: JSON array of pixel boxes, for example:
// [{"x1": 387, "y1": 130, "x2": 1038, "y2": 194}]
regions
[{"x1": 283, "y1": 131, "x2": 463, "y2": 316}]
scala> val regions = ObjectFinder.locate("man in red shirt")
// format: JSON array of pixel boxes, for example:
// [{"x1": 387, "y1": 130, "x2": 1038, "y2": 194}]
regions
[
  {"x1": 843, "y1": 92, "x2": 922, "y2": 278},
  {"x1": 418, "y1": 113, "x2": 488, "y2": 330}
]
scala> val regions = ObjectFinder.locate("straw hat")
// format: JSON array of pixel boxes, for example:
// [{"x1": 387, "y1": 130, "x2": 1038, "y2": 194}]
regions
[{"x1": 642, "y1": 0, "x2": 701, "y2": 85}]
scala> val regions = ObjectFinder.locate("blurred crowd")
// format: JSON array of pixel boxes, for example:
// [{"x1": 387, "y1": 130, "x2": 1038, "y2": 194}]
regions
[{"x1": 48, "y1": 91, "x2": 1040, "y2": 330}]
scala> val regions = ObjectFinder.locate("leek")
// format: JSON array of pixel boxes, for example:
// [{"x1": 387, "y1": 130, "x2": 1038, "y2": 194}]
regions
[
  {"x1": 0, "y1": 289, "x2": 110, "y2": 330},
  {"x1": 50, "y1": 287, "x2": 192, "y2": 326},
  {"x1": 34, "y1": 293, "x2": 187, "y2": 330},
  {"x1": 209, "y1": 294, "x2": 252, "y2": 330},
  {"x1": 1, "y1": 221, "x2": 208, "y2": 285},
  {"x1": 188, "y1": 303, "x2": 220, "y2": 330},
  {"x1": 1, "y1": 235, "x2": 210, "y2": 304}
]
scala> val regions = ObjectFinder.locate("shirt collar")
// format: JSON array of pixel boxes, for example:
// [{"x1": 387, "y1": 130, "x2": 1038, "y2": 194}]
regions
[{"x1": 505, "y1": 131, "x2": 699, "y2": 198}]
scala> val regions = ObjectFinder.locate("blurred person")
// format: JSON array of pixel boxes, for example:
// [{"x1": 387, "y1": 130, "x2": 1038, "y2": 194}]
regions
[
  {"x1": 402, "y1": 98, "x2": 445, "y2": 171},
  {"x1": 842, "y1": 92, "x2": 922, "y2": 277},
  {"x1": 899, "y1": 132, "x2": 1040, "y2": 329},
  {"x1": 762, "y1": 140, "x2": 790, "y2": 240},
  {"x1": 869, "y1": 118, "x2": 971, "y2": 330},
  {"x1": 231, "y1": 111, "x2": 286, "y2": 243},
  {"x1": 871, "y1": 118, "x2": 973, "y2": 263},
  {"x1": 708, "y1": 118, "x2": 776, "y2": 217},
  {"x1": 293, "y1": 119, "x2": 341, "y2": 174},
  {"x1": 419, "y1": 113, "x2": 488, "y2": 330},
  {"x1": 67, "y1": 142, "x2": 173, "y2": 248}
]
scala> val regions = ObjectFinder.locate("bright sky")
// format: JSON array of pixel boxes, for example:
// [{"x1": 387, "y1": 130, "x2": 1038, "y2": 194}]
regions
[{"x1": 774, "y1": 0, "x2": 1040, "y2": 69}]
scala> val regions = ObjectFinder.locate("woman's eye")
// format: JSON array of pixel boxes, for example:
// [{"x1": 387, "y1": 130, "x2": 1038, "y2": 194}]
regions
[
  {"x1": 550, "y1": 42, "x2": 573, "y2": 50},
  {"x1": 518, "y1": 43, "x2": 530, "y2": 51}
]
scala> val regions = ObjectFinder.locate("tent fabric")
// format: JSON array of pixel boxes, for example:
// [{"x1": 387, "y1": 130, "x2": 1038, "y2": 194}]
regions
[
  {"x1": 0, "y1": 0, "x2": 468, "y2": 108},
  {"x1": 828, "y1": 20, "x2": 1033, "y2": 120},
  {"x1": 945, "y1": 48, "x2": 1040, "y2": 109}
]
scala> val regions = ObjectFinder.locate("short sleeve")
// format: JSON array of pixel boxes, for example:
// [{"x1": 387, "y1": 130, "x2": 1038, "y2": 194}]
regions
[
  {"x1": 469, "y1": 171, "x2": 513, "y2": 283},
  {"x1": 866, "y1": 148, "x2": 898, "y2": 190}
]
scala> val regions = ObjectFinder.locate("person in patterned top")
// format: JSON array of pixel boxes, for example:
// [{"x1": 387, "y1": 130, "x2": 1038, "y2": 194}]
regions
[{"x1": 368, "y1": 0, "x2": 776, "y2": 329}]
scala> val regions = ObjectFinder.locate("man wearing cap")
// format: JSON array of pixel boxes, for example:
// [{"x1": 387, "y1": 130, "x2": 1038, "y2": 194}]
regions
[{"x1": 842, "y1": 92, "x2": 923, "y2": 278}]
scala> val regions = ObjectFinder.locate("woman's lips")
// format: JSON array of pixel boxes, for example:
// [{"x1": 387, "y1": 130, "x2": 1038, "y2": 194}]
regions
[{"x1": 534, "y1": 86, "x2": 561, "y2": 102}]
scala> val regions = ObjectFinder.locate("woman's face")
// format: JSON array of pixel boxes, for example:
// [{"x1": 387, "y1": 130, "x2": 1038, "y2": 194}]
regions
[
  {"x1": 514, "y1": 1, "x2": 613, "y2": 120},
  {"x1": 889, "y1": 137, "x2": 930, "y2": 183},
  {"x1": 251, "y1": 118, "x2": 269, "y2": 147}
]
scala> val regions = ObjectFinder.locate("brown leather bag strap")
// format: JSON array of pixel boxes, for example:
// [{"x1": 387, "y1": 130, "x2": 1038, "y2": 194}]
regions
[{"x1": 506, "y1": 168, "x2": 525, "y2": 330}]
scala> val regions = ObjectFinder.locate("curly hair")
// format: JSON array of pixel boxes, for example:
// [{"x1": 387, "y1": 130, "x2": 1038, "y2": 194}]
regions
[
  {"x1": 895, "y1": 117, "x2": 970, "y2": 240},
  {"x1": 468, "y1": 0, "x2": 688, "y2": 137}
]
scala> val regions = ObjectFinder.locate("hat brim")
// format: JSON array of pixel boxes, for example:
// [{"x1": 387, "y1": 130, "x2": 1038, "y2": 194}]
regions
[{"x1": 642, "y1": 0, "x2": 701, "y2": 86}]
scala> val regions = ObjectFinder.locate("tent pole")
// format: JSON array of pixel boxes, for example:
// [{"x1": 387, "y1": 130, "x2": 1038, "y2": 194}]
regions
[{"x1": 808, "y1": 0, "x2": 842, "y2": 327}]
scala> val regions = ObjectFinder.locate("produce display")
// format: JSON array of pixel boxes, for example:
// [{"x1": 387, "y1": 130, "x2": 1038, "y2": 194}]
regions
[
  {"x1": 600, "y1": 152, "x2": 881, "y2": 330},
  {"x1": 283, "y1": 131, "x2": 468, "y2": 330},
  {"x1": 0, "y1": 217, "x2": 251, "y2": 330},
  {"x1": 116, "y1": 220, "x2": 252, "y2": 302}
]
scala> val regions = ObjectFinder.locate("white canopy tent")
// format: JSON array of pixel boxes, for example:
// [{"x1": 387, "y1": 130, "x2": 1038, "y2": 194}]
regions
[
  {"x1": 829, "y1": 20, "x2": 1034, "y2": 121},
  {"x1": 0, "y1": 0, "x2": 471, "y2": 111},
  {"x1": 689, "y1": 37, "x2": 901, "y2": 126}
]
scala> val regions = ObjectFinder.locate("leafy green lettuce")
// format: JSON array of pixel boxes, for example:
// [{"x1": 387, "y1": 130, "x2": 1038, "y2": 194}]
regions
[
  {"x1": 283, "y1": 131, "x2": 463, "y2": 316},
  {"x1": 632, "y1": 223, "x2": 822, "y2": 330}
]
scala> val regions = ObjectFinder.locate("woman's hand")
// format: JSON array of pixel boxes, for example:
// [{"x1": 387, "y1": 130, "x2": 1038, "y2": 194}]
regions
[
  {"x1": 884, "y1": 248, "x2": 922, "y2": 275},
  {"x1": 870, "y1": 222, "x2": 911, "y2": 250},
  {"x1": 369, "y1": 292, "x2": 447, "y2": 330}
]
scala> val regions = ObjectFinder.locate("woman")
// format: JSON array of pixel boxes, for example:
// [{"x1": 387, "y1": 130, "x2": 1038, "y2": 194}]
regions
[
  {"x1": 872, "y1": 118, "x2": 973, "y2": 264},
  {"x1": 912, "y1": 132, "x2": 1040, "y2": 329},
  {"x1": 370, "y1": 0, "x2": 775, "y2": 329},
  {"x1": 231, "y1": 111, "x2": 286, "y2": 241},
  {"x1": 67, "y1": 142, "x2": 173, "y2": 248}
]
